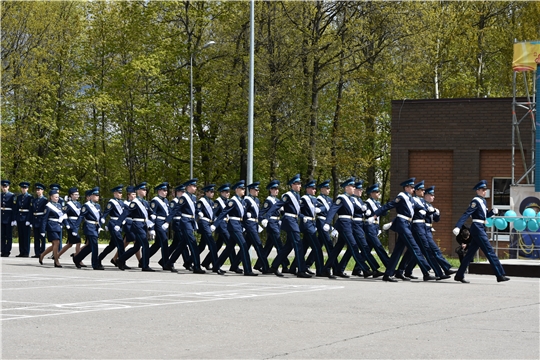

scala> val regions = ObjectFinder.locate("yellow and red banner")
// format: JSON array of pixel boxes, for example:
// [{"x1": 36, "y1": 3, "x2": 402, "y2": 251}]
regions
[{"x1": 513, "y1": 41, "x2": 540, "y2": 72}]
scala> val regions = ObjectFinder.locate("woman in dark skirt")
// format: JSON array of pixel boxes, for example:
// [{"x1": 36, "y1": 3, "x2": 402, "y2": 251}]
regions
[{"x1": 38, "y1": 190, "x2": 66, "y2": 267}]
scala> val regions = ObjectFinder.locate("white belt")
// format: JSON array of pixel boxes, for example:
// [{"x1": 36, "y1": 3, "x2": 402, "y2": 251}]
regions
[
  {"x1": 412, "y1": 220, "x2": 425, "y2": 223},
  {"x1": 397, "y1": 214, "x2": 412, "y2": 222},
  {"x1": 269, "y1": 216, "x2": 280, "y2": 220},
  {"x1": 472, "y1": 219, "x2": 486, "y2": 224},
  {"x1": 338, "y1": 215, "x2": 352, "y2": 219},
  {"x1": 364, "y1": 220, "x2": 379, "y2": 224},
  {"x1": 284, "y1": 213, "x2": 298, "y2": 218},
  {"x1": 2, "y1": 207, "x2": 12, "y2": 211},
  {"x1": 303, "y1": 216, "x2": 315, "y2": 221},
  {"x1": 86, "y1": 220, "x2": 99, "y2": 225},
  {"x1": 353, "y1": 217, "x2": 363, "y2": 222},
  {"x1": 156, "y1": 216, "x2": 167, "y2": 220},
  {"x1": 317, "y1": 216, "x2": 326, "y2": 220},
  {"x1": 247, "y1": 218, "x2": 258, "y2": 222},
  {"x1": 110, "y1": 216, "x2": 119, "y2": 220},
  {"x1": 182, "y1": 214, "x2": 194, "y2": 219},
  {"x1": 132, "y1": 218, "x2": 146, "y2": 222},
  {"x1": 199, "y1": 217, "x2": 213, "y2": 223},
  {"x1": 48, "y1": 218, "x2": 62, "y2": 222},
  {"x1": 425, "y1": 223, "x2": 433, "y2": 227},
  {"x1": 173, "y1": 216, "x2": 182, "y2": 220},
  {"x1": 68, "y1": 216, "x2": 78, "y2": 220},
  {"x1": 125, "y1": 217, "x2": 133, "y2": 222},
  {"x1": 19, "y1": 209, "x2": 30, "y2": 212},
  {"x1": 33, "y1": 212, "x2": 45, "y2": 216},
  {"x1": 229, "y1": 216, "x2": 242, "y2": 221}
]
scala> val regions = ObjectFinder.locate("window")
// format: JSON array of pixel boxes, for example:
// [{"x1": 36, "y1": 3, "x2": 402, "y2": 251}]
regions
[{"x1": 492, "y1": 178, "x2": 512, "y2": 209}]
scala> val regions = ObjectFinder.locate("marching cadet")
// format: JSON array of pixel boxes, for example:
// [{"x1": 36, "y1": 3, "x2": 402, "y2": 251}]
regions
[
  {"x1": 363, "y1": 183, "x2": 391, "y2": 267},
  {"x1": 320, "y1": 178, "x2": 373, "y2": 279},
  {"x1": 164, "y1": 179, "x2": 205, "y2": 274},
  {"x1": 57, "y1": 187, "x2": 84, "y2": 264},
  {"x1": 168, "y1": 184, "x2": 192, "y2": 271},
  {"x1": 195, "y1": 184, "x2": 225, "y2": 274},
  {"x1": 265, "y1": 174, "x2": 311, "y2": 278},
  {"x1": 244, "y1": 181, "x2": 271, "y2": 274},
  {"x1": 374, "y1": 178, "x2": 436, "y2": 282},
  {"x1": 257, "y1": 180, "x2": 289, "y2": 273},
  {"x1": 31, "y1": 183, "x2": 48, "y2": 258},
  {"x1": 15, "y1": 181, "x2": 33, "y2": 257},
  {"x1": 315, "y1": 180, "x2": 339, "y2": 275},
  {"x1": 212, "y1": 180, "x2": 258, "y2": 276},
  {"x1": 98, "y1": 185, "x2": 126, "y2": 266},
  {"x1": 148, "y1": 182, "x2": 171, "y2": 270},
  {"x1": 1, "y1": 180, "x2": 15, "y2": 257},
  {"x1": 212, "y1": 183, "x2": 243, "y2": 274},
  {"x1": 338, "y1": 180, "x2": 384, "y2": 278},
  {"x1": 394, "y1": 181, "x2": 448, "y2": 281},
  {"x1": 292, "y1": 180, "x2": 325, "y2": 277},
  {"x1": 424, "y1": 186, "x2": 455, "y2": 276},
  {"x1": 111, "y1": 185, "x2": 136, "y2": 269},
  {"x1": 116, "y1": 182, "x2": 156, "y2": 272},
  {"x1": 38, "y1": 189, "x2": 67, "y2": 267},
  {"x1": 49, "y1": 184, "x2": 64, "y2": 252},
  {"x1": 452, "y1": 180, "x2": 509, "y2": 283},
  {"x1": 72, "y1": 187, "x2": 105, "y2": 270}
]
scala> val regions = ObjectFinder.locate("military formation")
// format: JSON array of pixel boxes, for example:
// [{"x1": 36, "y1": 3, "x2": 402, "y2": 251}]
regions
[{"x1": 0, "y1": 176, "x2": 508, "y2": 283}]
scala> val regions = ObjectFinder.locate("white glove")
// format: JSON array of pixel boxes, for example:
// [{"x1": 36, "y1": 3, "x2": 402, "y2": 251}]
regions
[
  {"x1": 66, "y1": 224, "x2": 71, "y2": 229},
  {"x1": 29, "y1": 224, "x2": 32, "y2": 228},
  {"x1": 114, "y1": 225, "x2": 121, "y2": 232},
  {"x1": 435, "y1": 208, "x2": 440, "y2": 215},
  {"x1": 72, "y1": 232, "x2": 78, "y2": 237},
  {"x1": 361, "y1": 205, "x2": 367, "y2": 212},
  {"x1": 377, "y1": 230, "x2": 382, "y2": 236},
  {"x1": 331, "y1": 229, "x2": 339, "y2": 238},
  {"x1": 315, "y1": 207, "x2": 321, "y2": 214},
  {"x1": 246, "y1": 212, "x2": 251, "y2": 218},
  {"x1": 419, "y1": 210, "x2": 426, "y2": 215},
  {"x1": 149, "y1": 230, "x2": 156, "y2": 239},
  {"x1": 25, "y1": 221, "x2": 30, "y2": 226},
  {"x1": 261, "y1": 219, "x2": 268, "y2": 228},
  {"x1": 278, "y1": 221, "x2": 282, "y2": 226},
  {"x1": 100, "y1": 218, "x2": 105, "y2": 224},
  {"x1": 242, "y1": 227, "x2": 245, "y2": 232},
  {"x1": 162, "y1": 223, "x2": 169, "y2": 230},
  {"x1": 11, "y1": 221, "x2": 16, "y2": 226},
  {"x1": 258, "y1": 225, "x2": 263, "y2": 233},
  {"x1": 367, "y1": 217, "x2": 374, "y2": 224},
  {"x1": 427, "y1": 206, "x2": 434, "y2": 212},
  {"x1": 150, "y1": 214, "x2": 157, "y2": 220},
  {"x1": 452, "y1": 227, "x2": 460, "y2": 236},
  {"x1": 198, "y1": 212, "x2": 204, "y2": 218},
  {"x1": 303, "y1": 217, "x2": 308, "y2": 223},
  {"x1": 492, "y1": 208, "x2": 499, "y2": 215},
  {"x1": 122, "y1": 220, "x2": 126, "y2": 225},
  {"x1": 41, "y1": 233, "x2": 45, "y2": 237},
  {"x1": 365, "y1": 209, "x2": 371, "y2": 216},
  {"x1": 98, "y1": 227, "x2": 104, "y2": 233},
  {"x1": 382, "y1": 222, "x2": 392, "y2": 231},
  {"x1": 210, "y1": 225, "x2": 216, "y2": 232},
  {"x1": 323, "y1": 224, "x2": 330, "y2": 232}
]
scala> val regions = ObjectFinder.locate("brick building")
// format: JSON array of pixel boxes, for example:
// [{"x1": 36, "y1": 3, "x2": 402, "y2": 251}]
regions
[{"x1": 389, "y1": 97, "x2": 529, "y2": 256}]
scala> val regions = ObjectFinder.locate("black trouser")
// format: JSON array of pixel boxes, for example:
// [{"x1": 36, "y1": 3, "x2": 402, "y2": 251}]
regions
[
  {"x1": 74, "y1": 235, "x2": 101, "y2": 269},
  {"x1": 1, "y1": 223, "x2": 13, "y2": 255},
  {"x1": 271, "y1": 230, "x2": 305, "y2": 272},
  {"x1": 245, "y1": 230, "x2": 269, "y2": 273},
  {"x1": 118, "y1": 225, "x2": 150, "y2": 269},
  {"x1": 255, "y1": 227, "x2": 289, "y2": 270},
  {"x1": 166, "y1": 229, "x2": 201, "y2": 270},
  {"x1": 214, "y1": 231, "x2": 241, "y2": 271}
]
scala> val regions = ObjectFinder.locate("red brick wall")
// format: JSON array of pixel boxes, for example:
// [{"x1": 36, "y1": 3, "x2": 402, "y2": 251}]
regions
[{"x1": 409, "y1": 150, "x2": 453, "y2": 253}]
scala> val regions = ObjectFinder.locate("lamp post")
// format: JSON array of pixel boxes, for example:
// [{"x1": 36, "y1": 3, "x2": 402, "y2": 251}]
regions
[{"x1": 190, "y1": 40, "x2": 216, "y2": 179}]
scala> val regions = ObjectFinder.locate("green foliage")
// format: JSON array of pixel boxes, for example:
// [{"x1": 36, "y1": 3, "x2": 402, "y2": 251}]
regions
[{"x1": 2, "y1": 0, "x2": 537, "y2": 202}]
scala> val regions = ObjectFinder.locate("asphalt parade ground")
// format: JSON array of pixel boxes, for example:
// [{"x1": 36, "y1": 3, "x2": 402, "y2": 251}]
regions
[{"x1": 1, "y1": 248, "x2": 539, "y2": 359}]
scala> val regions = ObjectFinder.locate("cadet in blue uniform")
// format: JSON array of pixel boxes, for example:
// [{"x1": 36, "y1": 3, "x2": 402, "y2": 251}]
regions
[
  {"x1": 424, "y1": 186, "x2": 455, "y2": 275},
  {"x1": 195, "y1": 184, "x2": 225, "y2": 274},
  {"x1": 164, "y1": 179, "x2": 205, "y2": 274},
  {"x1": 38, "y1": 189, "x2": 66, "y2": 267},
  {"x1": 116, "y1": 182, "x2": 156, "y2": 272},
  {"x1": 338, "y1": 180, "x2": 384, "y2": 278},
  {"x1": 212, "y1": 183, "x2": 243, "y2": 274},
  {"x1": 452, "y1": 180, "x2": 509, "y2": 283},
  {"x1": 395, "y1": 181, "x2": 447, "y2": 281},
  {"x1": 98, "y1": 185, "x2": 127, "y2": 266},
  {"x1": 112, "y1": 186, "x2": 136, "y2": 268},
  {"x1": 31, "y1": 183, "x2": 48, "y2": 258},
  {"x1": 15, "y1": 181, "x2": 33, "y2": 257},
  {"x1": 266, "y1": 174, "x2": 311, "y2": 278},
  {"x1": 72, "y1": 187, "x2": 105, "y2": 270},
  {"x1": 244, "y1": 182, "x2": 271, "y2": 274},
  {"x1": 315, "y1": 180, "x2": 339, "y2": 275},
  {"x1": 363, "y1": 183, "x2": 391, "y2": 267},
  {"x1": 213, "y1": 180, "x2": 258, "y2": 276},
  {"x1": 148, "y1": 182, "x2": 171, "y2": 270},
  {"x1": 257, "y1": 180, "x2": 289, "y2": 272},
  {"x1": 49, "y1": 183, "x2": 64, "y2": 252},
  {"x1": 57, "y1": 187, "x2": 84, "y2": 264},
  {"x1": 1, "y1": 180, "x2": 15, "y2": 257},
  {"x1": 168, "y1": 184, "x2": 192, "y2": 271},
  {"x1": 374, "y1": 178, "x2": 436, "y2": 282}
]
